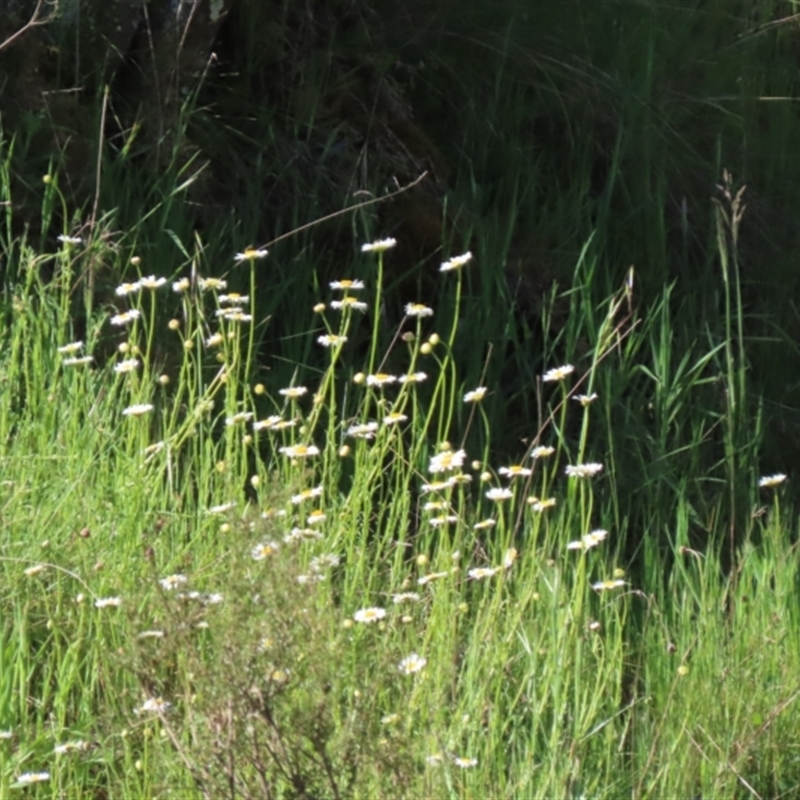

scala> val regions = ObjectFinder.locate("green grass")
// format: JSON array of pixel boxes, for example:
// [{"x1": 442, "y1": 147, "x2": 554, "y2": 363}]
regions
[
  {"x1": 2, "y1": 149, "x2": 800, "y2": 798},
  {"x1": 4, "y1": 1, "x2": 800, "y2": 796}
]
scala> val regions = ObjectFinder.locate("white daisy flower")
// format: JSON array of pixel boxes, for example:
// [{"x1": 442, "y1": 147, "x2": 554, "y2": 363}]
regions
[
  {"x1": 405, "y1": 302, "x2": 434, "y2": 317},
  {"x1": 499, "y1": 465, "x2": 532, "y2": 478},
  {"x1": 318, "y1": 334, "x2": 348, "y2": 347},
  {"x1": 399, "y1": 372, "x2": 428, "y2": 384},
  {"x1": 234, "y1": 247, "x2": 268, "y2": 262},
  {"x1": 468, "y1": 567, "x2": 500, "y2": 580},
  {"x1": 331, "y1": 297, "x2": 368, "y2": 312},
  {"x1": 398, "y1": 653, "x2": 427, "y2": 674},
  {"x1": 159, "y1": 574, "x2": 188, "y2": 590},
  {"x1": 543, "y1": 364, "x2": 575, "y2": 382},
  {"x1": 439, "y1": 252, "x2": 473, "y2": 272},
  {"x1": 330, "y1": 279, "x2": 365, "y2": 291},
  {"x1": 531, "y1": 445, "x2": 555, "y2": 459},
  {"x1": 139, "y1": 275, "x2": 167, "y2": 290},
  {"x1": 567, "y1": 529, "x2": 608, "y2": 551},
  {"x1": 428, "y1": 449, "x2": 466, "y2": 474},
  {"x1": 57, "y1": 341, "x2": 84, "y2": 354},
  {"x1": 485, "y1": 487, "x2": 513, "y2": 501},
  {"x1": 279, "y1": 444, "x2": 320, "y2": 458},
  {"x1": 361, "y1": 238, "x2": 397, "y2": 253},
  {"x1": 122, "y1": 403, "x2": 153, "y2": 417},
  {"x1": 110, "y1": 309, "x2": 141, "y2": 326},
  {"x1": 463, "y1": 387, "x2": 487, "y2": 403},
  {"x1": 565, "y1": 463, "x2": 604, "y2": 478},
  {"x1": 279, "y1": 386, "x2": 308, "y2": 399},
  {"x1": 353, "y1": 607, "x2": 386, "y2": 623}
]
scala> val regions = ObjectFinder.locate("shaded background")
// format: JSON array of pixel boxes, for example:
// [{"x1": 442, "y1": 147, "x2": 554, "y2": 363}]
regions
[{"x1": 3, "y1": 0, "x2": 800, "y2": 515}]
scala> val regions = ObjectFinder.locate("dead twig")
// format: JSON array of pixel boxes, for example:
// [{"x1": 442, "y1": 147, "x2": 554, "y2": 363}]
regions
[{"x1": 0, "y1": 0, "x2": 59, "y2": 55}]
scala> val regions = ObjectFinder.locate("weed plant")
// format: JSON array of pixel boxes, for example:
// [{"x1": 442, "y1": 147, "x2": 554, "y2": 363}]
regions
[{"x1": 2, "y1": 133, "x2": 800, "y2": 799}]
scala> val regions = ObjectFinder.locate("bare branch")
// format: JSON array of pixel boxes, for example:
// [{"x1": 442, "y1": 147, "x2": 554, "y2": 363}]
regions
[{"x1": 0, "y1": 0, "x2": 59, "y2": 55}]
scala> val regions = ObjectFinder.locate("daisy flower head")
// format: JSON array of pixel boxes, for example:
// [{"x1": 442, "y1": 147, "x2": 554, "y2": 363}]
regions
[
  {"x1": 115, "y1": 281, "x2": 142, "y2": 297},
  {"x1": 58, "y1": 234, "x2": 82, "y2": 245},
  {"x1": 208, "y1": 502, "x2": 236, "y2": 514},
  {"x1": 225, "y1": 411, "x2": 253, "y2": 425},
  {"x1": 54, "y1": 740, "x2": 90, "y2": 755},
  {"x1": 307, "y1": 510, "x2": 326, "y2": 526},
  {"x1": 592, "y1": 579, "x2": 627, "y2": 592},
  {"x1": 284, "y1": 527, "x2": 323, "y2": 544},
  {"x1": 138, "y1": 630, "x2": 165, "y2": 639},
  {"x1": 253, "y1": 415, "x2": 283, "y2": 431},
  {"x1": 330, "y1": 279, "x2": 365, "y2": 291},
  {"x1": 331, "y1": 296, "x2": 368, "y2": 312},
  {"x1": 453, "y1": 756, "x2": 478, "y2": 769},
  {"x1": 531, "y1": 445, "x2": 555, "y2": 459},
  {"x1": 57, "y1": 341, "x2": 83, "y2": 354},
  {"x1": 428, "y1": 449, "x2": 466, "y2": 474},
  {"x1": 421, "y1": 480, "x2": 456, "y2": 494},
  {"x1": 361, "y1": 238, "x2": 397, "y2": 253},
  {"x1": 234, "y1": 247, "x2": 268, "y2": 262},
  {"x1": 399, "y1": 371, "x2": 428, "y2": 384},
  {"x1": 279, "y1": 444, "x2": 320, "y2": 458},
  {"x1": 216, "y1": 309, "x2": 252, "y2": 322},
  {"x1": 567, "y1": 529, "x2": 608, "y2": 551},
  {"x1": 291, "y1": 486, "x2": 323, "y2": 504},
  {"x1": 565, "y1": 462, "x2": 604, "y2": 479},
  {"x1": 15, "y1": 772, "x2": 50, "y2": 785},
  {"x1": 473, "y1": 518, "x2": 496, "y2": 530},
  {"x1": 430, "y1": 515, "x2": 458, "y2": 527},
  {"x1": 417, "y1": 570, "x2": 449, "y2": 585},
  {"x1": 405, "y1": 302, "x2": 434, "y2": 318},
  {"x1": 485, "y1": 487, "x2": 513, "y2": 501},
  {"x1": 759, "y1": 473, "x2": 787, "y2": 488},
  {"x1": 251, "y1": 541, "x2": 280, "y2": 560},
  {"x1": 172, "y1": 277, "x2": 190, "y2": 293},
  {"x1": 383, "y1": 411, "x2": 408, "y2": 426},
  {"x1": 122, "y1": 403, "x2": 153, "y2": 417},
  {"x1": 574, "y1": 393, "x2": 599, "y2": 406},
  {"x1": 499, "y1": 465, "x2": 532, "y2": 478},
  {"x1": 463, "y1": 386, "x2": 487, "y2": 403},
  {"x1": 198, "y1": 277, "x2": 227, "y2": 291},
  {"x1": 95, "y1": 597, "x2": 122, "y2": 608},
  {"x1": 159, "y1": 574, "x2": 188, "y2": 590},
  {"x1": 543, "y1": 364, "x2": 575, "y2": 383},
  {"x1": 309, "y1": 554, "x2": 339, "y2": 571},
  {"x1": 353, "y1": 607, "x2": 387, "y2": 624},
  {"x1": 137, "y1": 697, "x2": 172, "y2": 715},
  {"x1": 139, "y1": 275, "x2": 167, "y2": 290},
  {"x1": 398, "y1": 653, "x2": 427, "y2": 674},
  {"x1": 528, "y1": 496, "x2": 556, "y2": 512},
  {"x1": 318, "y1": 334, "x2": 348, "y2": 347},
  {"x1": 114, "y1": 358, "x2": 140, "y2": 374},
  {"x1": 110, "y1": 309, "x2": 141, "y2": 326},
  {"x1": 219, "y1": 293, "x2": 249, "y2": 305},
  {"x1": 392, "y1": 592, "x2": 420, "y2": 604},
  {"x1": 347, "y1": 421, "x2": 379, "y2": 439},
  {"x1": 366, "y1": 373, "x2": 397, "y2": 388},
  {"x1": 279, "y1": 386, "x2": 308, "y2": 399},
  {"x1": 439, "y1": 252, "x2": 473, "y2": 272},
  {"x1": 468, "y1": 567, "x2": 500, "y2": 580},
  {"x1": 63, "y1": 356, "x2": 94, "y2": 366}
]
